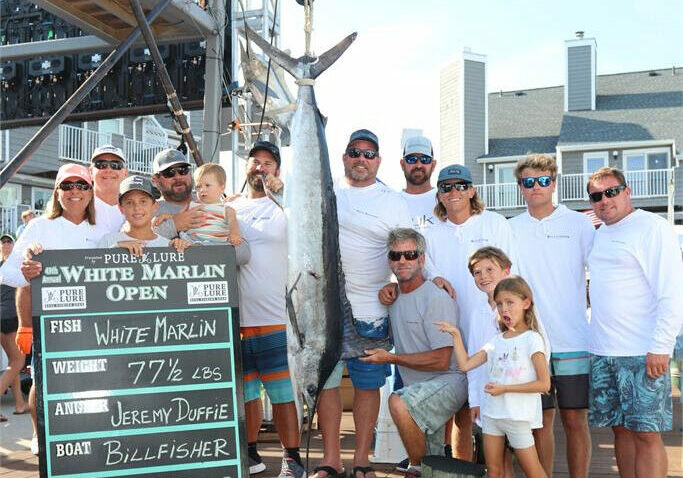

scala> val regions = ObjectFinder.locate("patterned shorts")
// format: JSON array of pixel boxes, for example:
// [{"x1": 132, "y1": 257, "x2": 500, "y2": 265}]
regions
[
  {"x1": 241, "y1": 325, "x2": 295, "y2": 404},
  {"x1": 589, "y1": 355, "x2": 672, "y2": 432}
]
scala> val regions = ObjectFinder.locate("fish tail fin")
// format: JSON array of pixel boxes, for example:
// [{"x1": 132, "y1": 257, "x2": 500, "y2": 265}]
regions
[
  {"x1": 244, "y1": 25, "x2": 300, "y2": 80},
  {"x1": 310, "y1": 32, "x2": 357, "y2": 79}
]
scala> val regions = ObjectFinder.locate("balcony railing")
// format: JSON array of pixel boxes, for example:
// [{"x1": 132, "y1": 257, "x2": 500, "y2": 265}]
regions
[
  {"x1": 58, "y1": 124, "x2": 162, "y2": 175},
  {"x1": 58, "y1": 124, "x2": 112, "y2": 164},
  {"x1": 476, "y1": 183, "x2": 525, "y2": 210},
  {"x1": 0, "y1": 206, "x2": 18, "y2": 234},
  {"x1": 560, "y1": 169, "x2": 673, "y2": 201}
]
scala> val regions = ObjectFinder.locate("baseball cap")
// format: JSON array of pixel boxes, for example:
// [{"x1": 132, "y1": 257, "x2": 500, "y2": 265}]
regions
[
  {"x1": 347, "y1": 129, "x2": 379, "y2": 150},
  {"x1": 0, "y1": 233, "x2": 15, "y2": 243},
  {"x1": 55, "y1": 163, "x2": 93, "y2": 186},
  {"x1": 403, "y1": 136, "x2": 433, "y2": 157},
  {"x1": 249, "y1": 141, "x2": 281, "y2": 167},
  {"x1": 91, "y1": 144, "x2": 126, "y2": 163},
  {"x1": 152, "y1": 149, "x2": 190, "y2": 174},
  {"x1": 437, "y1": 165, "x2": 473, "y2": 184},
  {"x1": 118, "y1": 175, "x2": 161, "y2": 202}
]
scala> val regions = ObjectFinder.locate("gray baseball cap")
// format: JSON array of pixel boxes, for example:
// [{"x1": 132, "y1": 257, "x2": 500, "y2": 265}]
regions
[
  {"x1": 118, "y1": 175, "x2": 161, "y2": 202},
  {"x1": 152, "y1": 148, "x2": 190, "y2": 174},
  {"x1": 91, "y1": 144, "x2": 126, "y2": 163},
  {"x1": 403, "y1": 136, "x2": 433, "y2": 157},
  {"x1": 437, "y1": 164, "x2": 473, "y2": 184},
  {"x1": 347, "y1": 129, "x2": 379, "y2": 150}
]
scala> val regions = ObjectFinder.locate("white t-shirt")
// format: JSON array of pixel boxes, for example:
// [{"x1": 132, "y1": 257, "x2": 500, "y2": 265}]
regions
[
  {"x1": 424, "y1": 210, "x2": 518, "y2": 349},
  {"x1": 334, "y1": 181, "x2": 412, "y2": 319},
  {"x1": 233, "y1": 195, "x2": 287, "y2": 327},
  {"x1": 400, "y1": 189, "x2": 438, "y2": 233},
  {"x1": 467, "y1": 303, "x2": 500, "y2": 410},
  {"x1": 588, "y1": 209, "x2": 683, "y2": 356},
  {"x1": 510, "y1": 205, "x2": 595, "y2": 353},
  {"x1": 0, "y1": 216, "x2": 108, "y2": 287},
  {"x1": 481, "y1": 330, "x2": 545, "y2": 426},
  {"x1": 97, "y1": 231, "x2": 170, "y2": 249},
  {"x1": 94, "y1": 196, "x2": 125, "y2": 233}
]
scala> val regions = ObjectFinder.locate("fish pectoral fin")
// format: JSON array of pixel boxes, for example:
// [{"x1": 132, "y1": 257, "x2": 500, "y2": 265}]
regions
[{"x1": 286, "y1": 274, "x2": 305, "y2": 348}]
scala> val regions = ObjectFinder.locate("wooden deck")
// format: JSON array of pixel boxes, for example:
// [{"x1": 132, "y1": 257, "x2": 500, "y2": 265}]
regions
[{"x1": 1, "y1": 399, "x2": 681, "y2": 477}]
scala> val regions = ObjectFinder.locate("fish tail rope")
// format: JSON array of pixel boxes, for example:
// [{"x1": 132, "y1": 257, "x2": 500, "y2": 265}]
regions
[
  {"x1": 296, "y1": 78, "x2": 315, "y2": 86},
  {"x1": 304, "y1": 0, "x2": 313, "y2": 57}
]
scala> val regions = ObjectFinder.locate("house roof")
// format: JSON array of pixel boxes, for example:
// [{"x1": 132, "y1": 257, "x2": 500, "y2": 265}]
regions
[{"x1": 484, "y1": 68, "x2": 683, "y2": 159}]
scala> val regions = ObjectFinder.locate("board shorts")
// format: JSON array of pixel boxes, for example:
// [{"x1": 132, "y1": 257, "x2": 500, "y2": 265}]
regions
[
  {"x1": 241, "y1": 325, "x2": 295, "y2": 404},
  {"x1": 541, "y1": 351, "x2": 590, "y2": 410},
  {"x1": 323, "y1": 359, "x2": 390, "y2": 391},
  {"x1": 1, "y1": 316, "x2": 18, "y2": 334}
]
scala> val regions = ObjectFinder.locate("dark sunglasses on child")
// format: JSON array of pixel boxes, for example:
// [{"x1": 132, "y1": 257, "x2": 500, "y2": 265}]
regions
[
  {"x1": 388, "y1": 250, "x2": 420, "y2": 261},
  {"x1": 519, "y1": 176, "x2": 553, "y2": 188},
  {"x1": 438, "y1": 182, "x2": 471, "y2": 194},
  {"x1": 588, "y1": 184, "x2": 626, "y2": 203},
  {"x1": 346, "y1": 148, "x2": 378, "y2": 160},
  {"x1": 159, "y1": 164, "x2": 191, "y2": 178},
  {"x1": 58, "y1": 181, "x2": 92, "y2": 191},
  {"x1": 403, "y1": 154, "x2": 433, "y2": 165},
  {"x1": 93, "y1": 159, "x2": 125, "y2": 171}
]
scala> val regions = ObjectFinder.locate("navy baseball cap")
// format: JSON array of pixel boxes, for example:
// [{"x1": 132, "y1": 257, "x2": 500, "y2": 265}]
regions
[
  {"x1": 437, "y1": 165, "x2": 473, "y2": 184},
  {"x1": 347, "y1": 129, "x2": 379, "y2": 150},
  {"x1": 249, "y1": 141, "x2": 281, "y2": 167}
]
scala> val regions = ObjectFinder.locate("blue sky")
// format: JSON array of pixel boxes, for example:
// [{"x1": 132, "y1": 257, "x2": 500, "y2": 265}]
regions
[{"x1": 270, "y1": 0, "x2": 683, "y2": 188}]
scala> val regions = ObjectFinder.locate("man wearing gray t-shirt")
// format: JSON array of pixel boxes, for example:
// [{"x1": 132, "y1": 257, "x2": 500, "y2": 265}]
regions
[{"x1": 361, "y1": 228, "x2": 467, "y2": 475}]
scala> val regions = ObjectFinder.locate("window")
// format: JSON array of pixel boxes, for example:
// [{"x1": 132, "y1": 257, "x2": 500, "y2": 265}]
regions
[
  {"x1": 624, "y1": 148, "x2": 671, "y2": 197},
  {"x1": 494, "y1": 164, "x2": 520, "y2": 208},
  {"x1": 32, "y1": 187, "x2": 52, "y2": 212},
  {"x1": 98, "y1": 119, "x2": 123, "y2": 136},
  {"x1": 0, "y1": 183, "x2": 21, "y2": 207},
  {"x1": 583, "y1": 152, "x2": 608, "y2": 174}
]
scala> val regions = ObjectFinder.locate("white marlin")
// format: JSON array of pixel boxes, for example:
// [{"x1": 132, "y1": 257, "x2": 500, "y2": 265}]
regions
[{"x1": 244, "y1": 27, "x2": 356, "y2": 416}]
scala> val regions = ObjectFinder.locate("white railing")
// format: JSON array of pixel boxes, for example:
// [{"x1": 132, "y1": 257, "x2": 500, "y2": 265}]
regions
[
  {"x1": 58, "y1": 124, "x2": 112, "y2": 164},
  {"x1": 475, "y1": 182, "x2": 526, "y2": 210},
  {"x1": 123, "y1": 138, "x2": 163, "y2": 175},
  {"x1": 0, "y1": 206, "x2": 18, "y2": 234},
  {"x1": 560, "y1": 169, "x2": 673, "y2": 201}
]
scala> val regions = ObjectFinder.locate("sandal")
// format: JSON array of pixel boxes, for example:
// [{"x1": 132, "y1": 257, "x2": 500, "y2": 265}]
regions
[
  {"x1": 351, "y1": 466, "x2": 375, "y2": 478},
  {"x1": 0, "y1": 414, "x2": 7, "y2": 422},
  {"x1": 312, "y1": 465, "x2": 345, "y2": 478}
]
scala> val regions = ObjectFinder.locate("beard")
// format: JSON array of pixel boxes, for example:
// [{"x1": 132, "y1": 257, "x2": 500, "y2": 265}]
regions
[
  {"x1": 345, "y1": 160, "x2": 372, "y2": 182},
  {"x1": 247, "y1": 172, "x2": 265, "y2": 192},
  {"x1": 159, "y1": 180, "x2": 192, "y2": 202},
  {"x1": 405, "y1": 167, "x2": 431, "y2": 186}
]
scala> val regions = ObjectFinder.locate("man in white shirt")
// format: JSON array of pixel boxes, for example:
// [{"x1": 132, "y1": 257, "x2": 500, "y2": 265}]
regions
[
  {"x1": 586, "y1": 167, "x2": 682, "y2": 478},
  {"x1": 399, "y1": 136, "x2": 438, "y2": 233},
  {"x1": 230, "y1": 141, "x2": 305, "y2": 478},
  {"x1": 314, "y1": 129, "x2": 412, "y2": 478},
  {"x1": 510, "y1": 154, "x2": 595, "y2": 478},
  {"x1": 89, "y1": 144, "x2": 128, "y2": 232}
]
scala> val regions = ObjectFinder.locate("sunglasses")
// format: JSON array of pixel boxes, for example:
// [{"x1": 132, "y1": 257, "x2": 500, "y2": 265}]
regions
[
  {"x1": 346, "y1": 148, "x2": 378, "y2": 160},
  {"x1": 403, "y1": 154, "x2": 433, "y2": 165},
  {"x1": 438, "y1": 182, "x2": 471, "y2": 194},
  {"x1": 520, "y1": 176, "x2": 553, "y2": 189},
  {"x1": 58, "y1": 181, "x2": 92, "y2": 191},
  {"x1": 93, "y1": 159, "x2": 125, "y2": 171},
  {"x1": 159, "y1": 165, "x2": 191, "y2": 178},
  {"x1": 588, "y1": 185, "x2": 626, "y2": 203},
  {"x1": 388, "y1": 250, "x2": 420, "y2": 261},
  {"x1": 1, "y1": 239, "x2": 13, "y2": 244}
]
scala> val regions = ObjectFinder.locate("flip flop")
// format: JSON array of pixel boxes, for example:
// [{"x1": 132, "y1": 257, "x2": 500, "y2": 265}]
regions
[
  {"x1": 352, "y1": 466, "x2": 375, "y2": 478},
  {"x1": 312, "y1": 465, "x2": 345, "y2": 478},
  {"x1": 0, "y1": 415, "x2": 7, "y2": 422},
  {"x1": 13, "y1": 410, "x2": 28, "y2": 415}
]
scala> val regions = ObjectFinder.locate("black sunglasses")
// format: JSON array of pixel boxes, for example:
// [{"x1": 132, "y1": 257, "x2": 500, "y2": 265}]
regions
[
  {"x1": 438, "y1": 182, "x2": 471, "y2": 194},
  {"x1": 388, "y1": 250, "x2": 420, "y2": 261},
  {"x1": 58, "y1": 181, "x2": 92, "y2": 191},
  {"x1": 588, "y1": 185, "x2": 626, "y2": 203},
  {"x1": 1, "y1": 239, "x2": 13, "y2": 244},
  {"x1": 520, "y1": 176, "x2": 553, "y2": 189},
  {"x1": 93, "y1": 159, "x2": 125, "y2": 171},
  {"x1": 403, "y1": 154, "x2": 433, "y2": 165},
  {"x1": 346, "y1": 148, "x2": 378, "y2": 160},
  {"x1": 159, "y1": 165, "x2": 191, "y2": 178}
]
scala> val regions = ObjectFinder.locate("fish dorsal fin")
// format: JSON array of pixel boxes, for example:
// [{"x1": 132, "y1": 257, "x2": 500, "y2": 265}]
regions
[{"x1": 310, "y1": 32, "x2": 357, "y2": 79}]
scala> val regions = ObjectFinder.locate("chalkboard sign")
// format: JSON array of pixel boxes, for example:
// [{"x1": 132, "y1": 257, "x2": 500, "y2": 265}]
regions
[{"x1": 31, "y1": 246, "x2": 246, "y2": 478}]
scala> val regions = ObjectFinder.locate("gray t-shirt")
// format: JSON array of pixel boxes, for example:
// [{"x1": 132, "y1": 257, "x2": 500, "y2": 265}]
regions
[
  {"x1": 389, "y1": 280, "x2": 466, "y2": 391},
  {"x1": 97, "y1": 231, "x2": 170, "y2": 249},
  {"x1": 153, "y1": 199, "x2": 187, "y2": 239}
]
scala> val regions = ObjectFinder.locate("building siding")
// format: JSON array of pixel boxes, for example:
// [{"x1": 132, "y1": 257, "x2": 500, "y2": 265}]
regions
[
  {"x1": 6, "y1": 126, "x2": 61, "y2": 175},
  {"x1": 463, "y1": 59, "x2": 486, "y2": 184},
  {"x1": 567, "y1": 45, "x2": 592, "y2": 111},
  {"x1": 440, "y1": 61, "x2": 460, "y2": 166}
]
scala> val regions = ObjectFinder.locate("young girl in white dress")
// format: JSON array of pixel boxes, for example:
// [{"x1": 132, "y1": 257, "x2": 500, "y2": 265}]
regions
[{"x1": 437, "y1": 276, "x2": 550, "y2": 478}]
